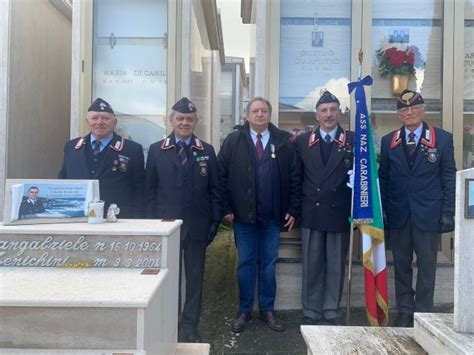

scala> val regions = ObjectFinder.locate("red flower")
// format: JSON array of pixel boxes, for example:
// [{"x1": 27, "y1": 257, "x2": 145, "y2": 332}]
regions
[
  {"x1": 384, "y1": 47, "x2": 397, "y2": 59},
  {"x1": 389, "y1": 50, "x2": 405, "y2": 67},
  {"x1": 406, "y1": 52, "x2": 415, "y2": 65}
]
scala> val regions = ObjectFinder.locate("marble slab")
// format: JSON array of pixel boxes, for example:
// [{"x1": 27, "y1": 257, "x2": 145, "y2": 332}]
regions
[
  {"x1": 414, "y1": 313, "x2": 474, "y2": 354},
  {"x1": 301, "y1": 325, "x2": 424, "y2": 354},
  {"x1": 0, "y1": 351, "x2": 146, "y2": 355},
  {"x1": 454, "y1": 168, "x2": 474, "y2": 333}
]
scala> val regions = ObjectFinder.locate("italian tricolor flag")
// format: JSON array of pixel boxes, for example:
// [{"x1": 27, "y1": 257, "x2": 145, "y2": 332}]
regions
[{"x1": 349, "y1": 75, "x2": 389, "y2": 326}]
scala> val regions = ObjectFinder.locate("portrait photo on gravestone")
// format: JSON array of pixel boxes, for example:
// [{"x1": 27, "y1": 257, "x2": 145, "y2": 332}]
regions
[{"x1": 3, "y1": 179, "x2": 100, "y2": 225}]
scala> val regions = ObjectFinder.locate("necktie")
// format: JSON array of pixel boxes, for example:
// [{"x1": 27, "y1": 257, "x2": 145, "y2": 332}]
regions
[
  {"x1": 325, "y1": 134, "x2": 331, "y2": 144},
  {"x1": 256, "y1": 133, "x2": 264, "y2": 160},
  {"x1": 407, "y1": 132, "x2": 416, "y2": 156},
  {"x1": 93, "y1": 140, "x2": 101, "y2": 156},
  {"x1": 177, "y1": 141, "x2": 188, "y2": 165}
]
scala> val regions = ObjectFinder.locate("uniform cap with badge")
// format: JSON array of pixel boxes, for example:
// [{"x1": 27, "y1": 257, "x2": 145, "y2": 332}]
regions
[
  {"x1": 315, "y1": 90, "x2": 340, "y2": 109},
  {"x1": 172, "y1": 97, "x2": 197, "y2": 113},
  {"x1": 88, "y1": 98, "x2": 115, "y2": 115},
  {"x1": 396, "y1": 89, "x2": 424, "y2": 110}
]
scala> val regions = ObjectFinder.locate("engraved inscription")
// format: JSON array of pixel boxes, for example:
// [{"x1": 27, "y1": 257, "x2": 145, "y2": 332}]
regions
[{"x1": 0, "y1": 234, "x2": 162, "y2": 269}]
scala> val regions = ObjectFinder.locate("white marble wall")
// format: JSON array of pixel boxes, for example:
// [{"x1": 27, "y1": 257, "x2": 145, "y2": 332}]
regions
[{"x1": 454, "y1": 168, "x2": 474, "y2": 333}]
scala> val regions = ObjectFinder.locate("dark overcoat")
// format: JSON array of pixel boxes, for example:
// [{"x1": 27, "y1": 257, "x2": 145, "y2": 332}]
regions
[
  {"x1": 295, "y1": 125, "x2": 354, "y2": 232},
  {"x1": 217, "y1": 121, "x2": 301, "y2": 228},
  {"x1": 58, "y1": 132, "x2": 145, "y2": 218},
  {"x1": 144, "y1": 135, "x2": 221, "y2": 241}
]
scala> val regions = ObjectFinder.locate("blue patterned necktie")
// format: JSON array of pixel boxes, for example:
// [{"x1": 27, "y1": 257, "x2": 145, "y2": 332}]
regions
[
  {"x1": 177, "y1": 141, "x2": 188, "y2": 165},
  {"x1": 93, "y1": 140, "x2": 101, "y2": 156},
  {"x1": 407, "y1": 132, "x2": 416, "y2": 156}
]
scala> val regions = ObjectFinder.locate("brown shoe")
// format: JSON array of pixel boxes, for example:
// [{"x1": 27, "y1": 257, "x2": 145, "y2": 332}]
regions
[
  {"x1": 259, "y1": 310, "x2": 285, "y2": 332},
  {"x1": 231, "y1": 312, "x2": 252, "y2": 333}
]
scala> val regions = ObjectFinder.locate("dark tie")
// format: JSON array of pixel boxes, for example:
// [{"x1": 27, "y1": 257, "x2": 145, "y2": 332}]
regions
[
  {"x1": 177, "y1": 141, "x2": 188, "y2": 165},
  {"x1": 256, "y1": 133, "x2": 264, "y2": 160},
  {"x1": 93, "y1": 140, "x2": 101, "y2": 156},
  {"x1": 407, "y1": 132, "x2": 416, "y2": 156},
  {"x1": 325, "y1": 134, "x2": 332, "y2": 144}
]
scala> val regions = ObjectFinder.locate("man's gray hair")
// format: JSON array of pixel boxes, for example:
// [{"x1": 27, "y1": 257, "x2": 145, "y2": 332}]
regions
[{"x1": 246, "y1": 97, "x2": 272, "y2": 116}]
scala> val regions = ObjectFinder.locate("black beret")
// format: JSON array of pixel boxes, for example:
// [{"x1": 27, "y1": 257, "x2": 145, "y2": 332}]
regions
[
  {"x1": 88, "y1": 98, "x2": 115, "y2": 115},
  {"x1": 397, "y1": 90, "x2": 424, "y2": 110},
  {"x1": 316, "y1": 91, "x2": 340, "y2": 108},
  {"x1": 172, "y1": 97, "x2": 197, "y2": 113}
]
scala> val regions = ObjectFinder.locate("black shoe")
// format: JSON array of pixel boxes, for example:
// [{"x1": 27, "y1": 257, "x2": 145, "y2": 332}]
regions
[
  {"x1": 326, "y1": 317, "x2": 345, "y2": 326},
  {"x1": 393, "y1": 312, "x2": 414, "y2": 327},
  {"x1": 231, "y1": 312, "x2": 252, "y2": 333},
  {"x1": 178, "y1": 328, "x2": 202, "y2": 343},
  {"x1": 259, "y1": 310, "x2": 285, "y2": 332}
]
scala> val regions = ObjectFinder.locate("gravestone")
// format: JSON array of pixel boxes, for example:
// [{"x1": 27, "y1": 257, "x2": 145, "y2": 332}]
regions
[
  {"x1": 0, "y1": 220, "x2": 181, "y2": 354},
  {"x1": 414, "y1": 168, "x2": 474, "y2": 354}
]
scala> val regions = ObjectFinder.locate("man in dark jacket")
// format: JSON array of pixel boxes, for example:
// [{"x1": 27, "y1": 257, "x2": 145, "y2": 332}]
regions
[
  {"x1": 144, "y1": 97, "x2": 221, "y2": 343},
  {"x1": 295, "y1": 91, "x2": 354, "y2": 326},
  {"x1": 379, "y1": 90, "x2": 456, "y2": 327},
  {"x1": 19, "y1": 186, "x2": 46, "y2": 219},
  {"x1": 218, "y1": 97, "x2": 301, "y2": 333},
  {"x1": 58, "y1": 98, "x2": 145, "y2": 218}
]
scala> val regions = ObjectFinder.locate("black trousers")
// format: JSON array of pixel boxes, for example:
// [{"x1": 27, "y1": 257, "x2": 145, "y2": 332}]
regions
[
  {"x1": 390, "y1": 217, "x2": 440, "y2": 314},
  {"x1": 179, "y1": 237, "x2": 207, "y2": 332}
]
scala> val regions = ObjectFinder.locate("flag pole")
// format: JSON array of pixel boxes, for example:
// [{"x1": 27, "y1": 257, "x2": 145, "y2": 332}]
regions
[{"x1": 346, "y1": 49, "x2": 364, "y2": 326}]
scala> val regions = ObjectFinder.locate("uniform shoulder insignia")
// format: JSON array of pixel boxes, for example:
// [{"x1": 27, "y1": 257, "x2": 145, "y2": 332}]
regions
[
  {"x1": 191, "y1": 138, "x2": 205, "y2": 151},
  {"x1": 308, "y1": 132, "x2": 319, "y2": 147},
  {"x1": 420, "y1": 125, "x2": 436, "y2": 148},
  {"x1": 161, "y1": 138, "x2": 174, "y2": 150},
  {"x1": 390, "y1": 129, "x2": 402, "y2": 149},
  {"x1": 334, "y1": 130, "x2": 346, "y2": 146},
  {"x1": 74, "y1": 137, "x2": 86, "y2": 150},
  {"x1": 110, "y1": 138, "x2": 125, "y2": 152}
]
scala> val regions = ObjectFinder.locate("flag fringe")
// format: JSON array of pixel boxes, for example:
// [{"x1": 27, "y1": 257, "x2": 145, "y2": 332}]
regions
[{"x1": 359, "y1": 225, "x2": 384, "y2": 241}]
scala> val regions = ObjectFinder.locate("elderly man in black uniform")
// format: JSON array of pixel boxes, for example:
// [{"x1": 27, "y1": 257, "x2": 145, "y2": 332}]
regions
[
  {"x1": 379, "y1": 90, "x2": 456, "y2": 327},
  {"x1": 295, "y1": 91, "x2": 354, "y2": 326},
  {"x1": 58, "y1": 98, "x2": 145, "y2": 218},
  {"x1": 144, "y1": 97, "x2": 221, "y2": 343},
  {"x1": 218, "y1": 97, "x2": 301, "y2": 333},
  {"x1": 19, "y1": 186, "x2": 46, "y2": 219}
]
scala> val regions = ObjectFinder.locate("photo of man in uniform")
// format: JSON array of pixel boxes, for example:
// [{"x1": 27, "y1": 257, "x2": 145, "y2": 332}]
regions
[
  {"x1": 467, "y1": 180, "x2": 474, "y2": 218},
  {"x1": 18, "y1": 186, "x2": 46, "y2": 219}
]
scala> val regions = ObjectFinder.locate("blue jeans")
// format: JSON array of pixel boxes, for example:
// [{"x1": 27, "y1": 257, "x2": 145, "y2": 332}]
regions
[{"x1": 234, "y1": 219, "x2": 280, "y2": 312}]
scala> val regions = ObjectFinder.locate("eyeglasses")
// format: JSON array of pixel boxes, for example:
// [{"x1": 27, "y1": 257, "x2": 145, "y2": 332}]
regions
[{"x1": 398, "y1": 105, "x2": 424, "y2": 115}]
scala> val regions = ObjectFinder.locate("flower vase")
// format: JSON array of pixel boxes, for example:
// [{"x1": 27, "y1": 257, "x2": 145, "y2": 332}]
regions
[{"x1": 392, "y1": 74, "x2": 409, "y2": 95}]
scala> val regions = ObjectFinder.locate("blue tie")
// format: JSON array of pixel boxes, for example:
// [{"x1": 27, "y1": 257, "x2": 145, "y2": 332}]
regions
[
  {"x1": 177, "y1": 141, "x2": 188, "y2": 165},
  {"x1": 93, "y1": 140, "x2": 101, "y2": 156}
]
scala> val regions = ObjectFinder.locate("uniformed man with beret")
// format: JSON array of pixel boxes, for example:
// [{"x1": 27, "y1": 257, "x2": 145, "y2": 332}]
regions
[
  {"x1": 295, "y1": 91, "x2": 354, "y2": 326},
  {"x1": 144, "y1": 97, "x2": 221, "y2": 343},
  {"x1": 58, "y1": 98, "x2": 145, "y2": 218},
  {"x1": 379, "y1": 89, "x2": 456, "y2": 327}
]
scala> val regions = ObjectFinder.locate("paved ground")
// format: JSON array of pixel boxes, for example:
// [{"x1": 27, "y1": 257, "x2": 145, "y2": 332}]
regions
[{"x1": 198, "y1": 228, "x2": 454, "y2": 354}]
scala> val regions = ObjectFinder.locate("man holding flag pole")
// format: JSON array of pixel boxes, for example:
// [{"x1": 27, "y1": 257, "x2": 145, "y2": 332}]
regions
[{"x1": 347, "y1": 72, "x2": 389, "y2": 327}]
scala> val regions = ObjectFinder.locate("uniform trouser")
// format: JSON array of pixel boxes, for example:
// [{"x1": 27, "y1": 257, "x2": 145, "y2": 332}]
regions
[
  {"x1": 179, "y1": 237, "x2": 207, "y2": 332},
  {"x1": 390, "y1": 217, "x2": 440, "y2": 314},
  {"x1": 301, "y1": 228, "x2": 349, "y2": 320}
]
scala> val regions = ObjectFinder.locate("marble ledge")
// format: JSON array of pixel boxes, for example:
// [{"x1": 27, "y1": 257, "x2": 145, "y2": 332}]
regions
[
  {"x1": 414, "y1": 313, "x2": 474, "y2": 355},
  {"x1": 0, "y1": 219, "x2": 182, "y2": 236},
  {"x1": 0, "y1": 267, "x2": 167, "y2": 308}
]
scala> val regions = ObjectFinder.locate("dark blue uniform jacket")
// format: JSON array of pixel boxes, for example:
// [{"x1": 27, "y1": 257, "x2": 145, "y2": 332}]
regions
[
  {"x1": 295, "y1": 125, "x2": 354, "y2": 233},
  {"x1": 379, "y1": 122, "x2": 456, "y2": 232},
  {"x1": 144, "y1": 135, "x2": 221, "y2": 241},
  {"x1": 58, "y1": 132, "x2": 145, "y2": 218}
]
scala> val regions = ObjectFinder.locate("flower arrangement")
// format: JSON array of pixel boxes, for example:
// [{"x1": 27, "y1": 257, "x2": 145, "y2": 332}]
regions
[{"x1": 376, "y1": 45, "x2": 425, "y2": 78}]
